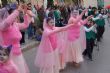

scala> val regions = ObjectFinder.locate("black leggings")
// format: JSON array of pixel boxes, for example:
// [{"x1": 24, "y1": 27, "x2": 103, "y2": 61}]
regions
[
  {"x1": 20, "y1": 31, "x2": 25, "y2": 44},
  {"x1": 83, "y1": 39, "x2": 95, "y2": 59}
]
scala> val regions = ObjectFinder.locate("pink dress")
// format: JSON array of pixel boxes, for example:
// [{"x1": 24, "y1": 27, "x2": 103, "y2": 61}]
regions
[
  {"x1": 65, "y1": 17, "x2": 87, "y2": 63},
  {"x1": 56, "y1": 17, "x2": 87, "y2": 69},
  {"x1": 0, "y1": 60, "x2": 19, "y2": 73},
  {"x1": 35, "y1": 26, "x2": 61, "y2": 73},
  {"x1": 35, "y1": 19, "x2": 77, "y2": 73},
  {"x1": 57, "y1": 31, "x2": 67, "y2": 70},
  {"x1": 0, "y1": 10, "x2": 32, "y2": 73},
  {"x1": 79, "y1": 25, "x2": 86, "y2": 52}
]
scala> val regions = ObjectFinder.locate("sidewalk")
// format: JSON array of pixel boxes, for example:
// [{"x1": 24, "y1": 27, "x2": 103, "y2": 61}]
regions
[{"x1": 21, "y1": 34, "x2": 40, "y2": 52}]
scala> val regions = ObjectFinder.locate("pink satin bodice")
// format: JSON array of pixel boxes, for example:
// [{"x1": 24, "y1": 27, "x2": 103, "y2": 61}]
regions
[{"x1": 2, "y1": 24, "x2": 22, "y2": 55}]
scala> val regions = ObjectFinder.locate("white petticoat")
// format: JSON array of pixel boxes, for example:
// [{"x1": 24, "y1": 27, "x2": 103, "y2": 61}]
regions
[
  {"x1": 35, "y1": 48, "x2": 60, "y2": 73},
  {"x1": 65, "y1": 38, "x2": 84, "y2": 63},
  {"x1": 11, "y1": 53, "x2": 29, "y2": 73}
]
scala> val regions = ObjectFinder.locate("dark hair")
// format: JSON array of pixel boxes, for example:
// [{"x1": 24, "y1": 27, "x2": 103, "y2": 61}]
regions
[
  {"x1": 27, "y1": 3, "x2": 32, "y2": 10},
  {"x1": 48, "y1": 11, "x2": 54, "y2": 19},
  {"x1": 89, "y1": 19, "x2": 95, "y2": 25},
  {"x1": 8, "y1": 8, "x2": 13, "y2": 14},
  {"x1": 0, "y1": 45, "x2": 12, "y2": 56},
  {"x1": 20, "y1": 1, "x2": 25, "y2": 4},
  {"x1": 27, "y1": 3, "x2": 31, "y2": 6},
  {"x1": 46, "y1": 17, "x2": 53, "y2": 23}
]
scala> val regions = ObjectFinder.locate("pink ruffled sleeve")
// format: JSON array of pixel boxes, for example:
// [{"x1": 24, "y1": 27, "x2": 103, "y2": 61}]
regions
[
  {"x1": 76, "y1": 15, "x2": 82, "y2": 22},
  {"x1": 28, "y1": 10, "x2": 36, "y2": 17},
  {"x1": 0, "y1": 10, "x2": 19, "y2": 31},
  {"x1": 16, "y1": 14, "x2": 32, "y2": 30},
  {"x1": 80, "y1": 19, "x2": 88, "y2": 25},
  {"x1": 45, "y1": 24, "x2": 75, "y2": 36},
  {"x1": 68, "y1": 16, "x2": 82, "y2": 25}
]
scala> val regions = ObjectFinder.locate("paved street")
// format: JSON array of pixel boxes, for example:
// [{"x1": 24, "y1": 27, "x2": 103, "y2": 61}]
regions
[{"x1": 23, "y1": 21, "x2": 110, "y2": 73}]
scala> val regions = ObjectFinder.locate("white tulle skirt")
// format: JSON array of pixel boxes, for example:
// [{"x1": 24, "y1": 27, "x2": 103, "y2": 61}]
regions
[
  {"x1": 57, "y1": 31, "x2": 67, "y2": 70},
  {"x1": 35, "y1": 48, "x2": 60, "y2": 73},
  {"x1": 65, "y1": 38, "x2": 84, "y2": 63},
  {"x1": 11, "y1": 53, "x2": 29, "y2": 73}
]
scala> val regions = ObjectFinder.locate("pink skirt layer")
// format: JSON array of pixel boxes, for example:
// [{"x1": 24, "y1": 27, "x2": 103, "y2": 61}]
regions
[
  {"x1": 79, "y1": 26, "x2": 86, "y2": 52},
  {"x1": 35, "y1": 48, "x2": 60, "y2": 73},
  {"x1": 11, "y1": 53, "x2": 29, "y2": 73},
  {"x1": 65, "y1": 38, "x2": 84, "y2": 63},
  {"x1": 57, "y1": 31, "x2": 67, "y2": 70}
]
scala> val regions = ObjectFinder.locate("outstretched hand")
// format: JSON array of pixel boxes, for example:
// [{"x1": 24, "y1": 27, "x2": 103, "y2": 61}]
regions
[
  {"x1": 17, "y1": 3, "x2": 23, "y2": 12},
  {"x1": 87, "y1": 15, "x2": 93, "y2": 20},
  {"x1": 22, "y1": 3, "x2": 28, "y2": 14},
  {"x1": 83, "y1": 9, "x2": 88, "y2": 13},
  {"x1": 80, "y1": 9, "x2": 88, "y2": 17}
]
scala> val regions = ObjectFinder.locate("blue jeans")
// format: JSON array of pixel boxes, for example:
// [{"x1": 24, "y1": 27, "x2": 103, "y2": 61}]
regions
[{"x1": 27, "y1": 24, "x2": 34, "y2": 39}]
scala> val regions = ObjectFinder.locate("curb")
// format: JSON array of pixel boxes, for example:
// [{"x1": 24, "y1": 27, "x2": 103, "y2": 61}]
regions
[{"x1": 22, "y1": 41, "x2": 40, "y2": 52}]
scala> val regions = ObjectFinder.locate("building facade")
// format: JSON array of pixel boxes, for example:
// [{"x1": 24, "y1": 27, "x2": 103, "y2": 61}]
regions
[
  {"x1": 83, "y1": 0, "x2": 110, "y2": 8},
  {"x1": 83, "y1": 0, "x2": 98, "y2": 8}
]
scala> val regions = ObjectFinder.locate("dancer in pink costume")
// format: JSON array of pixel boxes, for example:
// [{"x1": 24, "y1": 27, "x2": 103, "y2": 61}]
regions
[
  {"x1": 35, "y1": 17, "x2": 78, "y2": 73},
  {"x1": 0, "y1": 45, "x2": 19, "y2": 73},
  {"x1": 57, "y1": 31, "x2": 67, "y2": 70},
  {"x1": 57, "y1": 26, "x2": 86, "y2": 70},
  {"x1": 0, "y1": 4, "x2": 33, "y2": 73},
  {"x1": 0, "y1": 60, "x2": 19, "y2": 73},
  {"x1": 65, "y1": 9, "x2": 92, "y2": 67},
  {"x1": 0, "y1": 8, "x2": 8, "y2": 45}
]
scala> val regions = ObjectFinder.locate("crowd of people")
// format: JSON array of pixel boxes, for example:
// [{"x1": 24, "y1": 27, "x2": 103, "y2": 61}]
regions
[{"x1": 0, "y1": 1, "x2": 110, "y2": 73}]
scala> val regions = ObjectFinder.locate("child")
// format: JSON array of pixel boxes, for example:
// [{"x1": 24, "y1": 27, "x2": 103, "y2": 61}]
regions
[
  {"x1": 0, "y1": 45, "x2": 19, "y2": 73},
  {"x1": 93, "y1": 14, "x2": 106, "y2": 42},
  {"x1": 83, "y1": 19, "x2": 97, "y2": 61},
  {"x1": 65, "y1": 9, "x2": 92, "y2": 67}
]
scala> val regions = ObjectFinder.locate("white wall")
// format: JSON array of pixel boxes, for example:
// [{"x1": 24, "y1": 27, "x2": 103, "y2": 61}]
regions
[
  {"x1": 83, "y1": 0, "x2": 98, "y2": 8},
  {"x1": 0, "y1": 0, "x2": 1, "y2": 4}
]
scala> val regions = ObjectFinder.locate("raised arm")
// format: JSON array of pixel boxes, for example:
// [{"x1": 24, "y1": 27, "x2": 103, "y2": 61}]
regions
[
  {"x1": 70, "y1": 9, "x2": 88, "y2": 24},
  {"x1": 16, "y1": 14, "x2": 32, "y2": 30},
  {"x1": 80, "y1": 15, "x2": 93, "y2": 25},
  {"x1": 84, "y1": 26, "x2": 94, "y2": 32},
  {"x1": 0, "y1": 10, "x2": 19, "y2": 31},
  {"x1": 0, "y1": 4, "x2": 23, "y2": 31},
  {"x1": 80, "y1": 19, "x2": 88, "y2": 25},
  {"x1": 92, "y1": 17, "x2": 99, "y2": 21},
  {"x1": 46, "y1": 23, "x2": 75, "y2": 36},
  {"x1": 27, "y1": 10, "x2": 36, "y2": 17},
  {"x1": 78, "y1": 9, "x2": 88, "y2": 21},
  {"x1": 4, "y1": 10, "x2": 19, "y2": 25}
]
